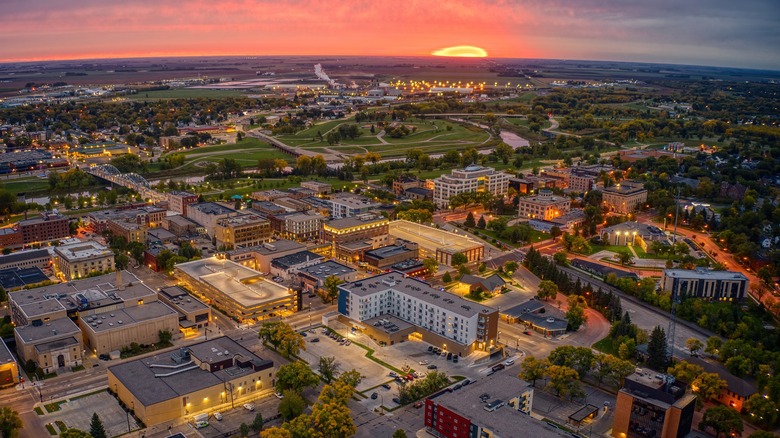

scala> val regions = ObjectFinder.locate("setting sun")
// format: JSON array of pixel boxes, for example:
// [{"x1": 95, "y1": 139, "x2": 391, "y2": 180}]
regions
[{"x1": 431, "y1": 46, "x2": 488, "y2": 58}]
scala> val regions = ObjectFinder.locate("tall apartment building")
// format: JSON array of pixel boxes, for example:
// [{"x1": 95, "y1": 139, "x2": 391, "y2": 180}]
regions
[
  {"x1": 107, "y1": 217, "x2": 148, "y2": 243},
  {"x1": 167, "y1": 191, "x2": 198, "y2": 215},
  {"x1": 602, "y1": 181, "x2": 648, "y2": 214},
  {"x1": 338, "y1": 272, "x2": 499, "y2": 355},
  {"x1": 569, "y1": 173, "x2": 596, "y2": 193},
  {"x1": 185, "y1": 202, "x2": 238, "y2": 237},
  {"x1": 322, "y1": 215, "x2": 390, "y2": 261},
  {"x1": 612, "y1": 372, "x2": 696, "y2": 438},
  {"x1": 53, "y1": 240, "x2": 115, "y2": 280},
  {"x1": 280, "y1": 212, "x2": 325, "y2": 241},
  {"x1": 214, "y1": 214, "x2": 272, "y2": 249},
  {"x1": 517, "y1": 189, "x2": 571, "y2": 221},
  {"x1": 661, "y1": 268, "x2": 749, "y2": 301},
  {"x1": 433, "y1": 165, "x2": 509, "y2": 208}
]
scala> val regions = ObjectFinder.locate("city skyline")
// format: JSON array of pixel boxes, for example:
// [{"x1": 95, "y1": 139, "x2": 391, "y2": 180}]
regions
[{"x1": 2, "y1": 0, "x2": 779, "y2": 70}]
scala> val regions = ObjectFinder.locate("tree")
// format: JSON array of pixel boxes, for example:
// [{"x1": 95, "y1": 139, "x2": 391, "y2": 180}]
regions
[
  {"x1": 464, "y1": 212, "x2": 476, "y2": 228},
  {"x1": 318, "y1": 356, "x2": 340, "y2": 383},
  {"x1": 548, "y1": 346, "x2": 595, "y2": 379},
  {"x1": 646, "y1": 326, "x2": 669, "y2": 371},
  {"x1": 692, "y1": 372, "x2": 727, "y2": 402},
  {"x1": 618, "y1": 339, "x2": 636, "y2": 360},
  {"x1": 60, "y1": 429, "x2": 92, "y2": 438},
  {"x1": 283, "y1": 414, "x2": 313, "y2": 438},
  {"x1": 553, "y1": 251, "x2": 568, "y2": 266},
  {"x1": 239, "y1": 423, "x2": 250, "y2": 438},
  {"x1": 154, "y1": 330, "x2": 172, "y2": 347},
  {"x1": 504, "y1": 261, "x2": 518, "y2": 273},
  {"x1": 0, "y1": 407, "x2": 23, "y2": 438},
  {"x1": 251, "y1": 412, "x2": 264, "y2": 432},
  {"x1": 279, "y1": 390, "x2": 306, "y2": 421},
  {"x1": 477, "y1": 215, "x2": 486, "y2": 229},
  {"x1": 615, "y1": 251, "x2": 633, "y2": 266},
  {"x1": 744, "y1": 393, "x2": 778, "y2": 428},
  {"x1": 748, "y1": 432, "x2": 777, "y2": 438},
  {"x1": 423, "y1": 258, "x2": 438, "y2": 275},
  {"x1": 310, "y1": 402, "x2": 356, "y2": 438},
  {"x1": 667, "y1": 361, "x2": 704, "y2": 384},
  {"x1": 686, "y1": 338, "x2": 704, "y2": 356},
  {"x1": 545, "y1": 365, "x2": 584, "y2": 400},
  {"x1": 705, "y1": 336, "x2": 722, "y2": 357},
  {"x1": 259, "y1": 322, "x2": 305, "y2": 358},
  {"x1": 275, "y1": 361, "x2": 320, "y2": 394},
  {"x1": 519, "y1": 356, "x2": 549, "y2": 387},
  {"x1": 442, "y1": 272, "x2": 453, "y2": 283},
  {"x1": 336, "y1": 369, "x2": 363, "y2": 389},
  {"x1": 537, "y1": 280, "x2": 558, "y2": 301},
  {"x1": 565, "y1": 297, "x2": 587, "y2": 332},
  {"x1": 323, "y1": 275, "x2": 343, "y2": 304},
  {"x1": 114, "y1": 253, "x2": 130, "y2": 271},
  {"x1": 699, "y1": 405, "x2": 743, "y2": 438},
  {"x1": 261, "y1": 427, "x2": 294, "y2": 438},
  {"x1": 550, "y1": 226, "x2": 563, "y2": 239},
  {"x1": 451, "y1": 253, "x2": 468, "y2": 266},
  {"x1": 89, "y1": 412, "x2": 106, "y2": 438},
  {"x1": 392, "y1": 430, "x2": 408, "y2": 438}
]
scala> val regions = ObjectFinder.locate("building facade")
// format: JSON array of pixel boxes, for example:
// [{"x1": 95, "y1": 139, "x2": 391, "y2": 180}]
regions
[
  {"x1": 517, "y1": 189, "x2": 571, "y2": 221},
  {"x1": 433, "y1": 165, "x2": 509, "y2": 208},
  {"x1": 612, "y1": 372, "x2": 696, "y2": 438},
  {"x1": 185, "y1": 202, "x2": 238, "y2": 237},
  {"x1": 661, "y1": 268, "x2": 749, "y2": 301},
  {"x1": 281, "y1": 213, "x2": 325, "y2": 241},
  {"x1": 338, "y1": 272, "x2": 499, "y2": 355},
  {"x1": 329, "y1": 194, "x2": 382, "y2": 218},
  {"x1": 214, "y1": 214, "x2": 272, "y2": 249},
  {"x1": 601, "y1": 181, "x2": 648, "y2": 214},
  {"x1": 53, "y1": 240, "x2": 115, "y2": 280},
  {"x1": 167, "y1": 191, "x2": 198, "y2": 216}
]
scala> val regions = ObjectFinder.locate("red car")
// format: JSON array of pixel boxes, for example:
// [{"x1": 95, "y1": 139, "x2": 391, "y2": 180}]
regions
[{"x1": 405, "y1": 374, "x2": 415, "y2": 381}]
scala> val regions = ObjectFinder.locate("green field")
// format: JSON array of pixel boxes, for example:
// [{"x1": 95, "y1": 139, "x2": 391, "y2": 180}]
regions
[
  {"x1": 172, "y1": 138, "x2": 292, "y2": 168},
  {"x1": 128, "y1": 89, "x2": 247, "y2": 100},
  {"x1": 0, "y1": 178, "x2": 51, "y2": 193}
]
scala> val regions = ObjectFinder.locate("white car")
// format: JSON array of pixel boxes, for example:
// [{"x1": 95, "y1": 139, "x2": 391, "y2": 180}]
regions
[
  {"x1": 195, "y1": 421, "x2": 209, "y2": 429},
  {"x1": 243, "y1": 403, "x2": 255, "y2": 411},
  {"x1": 274, "y1": 392, "x2": 284, "y2": 399},
  {"x1": 213, "y1": 412, "x2": 223, "y2": 421},
  {"x1": 418, "y1": 360, "x2": 429, "y2": 365},
  {"x1": 504, "y1": 359, "x2": 515, "y2": 366}
]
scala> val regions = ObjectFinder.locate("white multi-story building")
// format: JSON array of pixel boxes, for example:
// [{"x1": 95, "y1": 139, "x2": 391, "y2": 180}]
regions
[
  {"x1": 517, "y1": 189, "x2": 571, "y2": 221},
  {"x1": 432, "y1": 165, "x2": 509, "y2": 208},
  {"x1": 661, "y1": 268, "x2": 749, "y2": 301},
  {"x1": 282, "y1": 212, "x2": 325, "y2": 240},
  {"x1": 53, "y1": 240, "x2": 115, "y2": 280},
  {"x1": 338, "y1": 272, "x2": 498, "y2": 354},
  {"x1": 328, "y1": 194, "x2": 381, "y2": 218}
]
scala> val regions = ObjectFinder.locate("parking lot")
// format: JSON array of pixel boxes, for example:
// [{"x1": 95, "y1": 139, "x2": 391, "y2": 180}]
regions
[
  {"x1": 196, "y1": 392, "x2": 282, "y2": 438},
  {"x1": 47, "y1": 391, "x2": 139, "y2": 437}
]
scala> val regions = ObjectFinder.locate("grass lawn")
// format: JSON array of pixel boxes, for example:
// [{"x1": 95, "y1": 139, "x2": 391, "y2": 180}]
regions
[
  {"x1": 592, "y1": 336, "x2": 620, "y2": 355},
  {"x1": 0, "y1": 179, "x2": 51, "y2": 193},
  {"x1": 471, "y1": 227, "x2": 550, "y2": 248},
  {"x1": 127, "y1": 88, "x2": 247, "y2": 100}
]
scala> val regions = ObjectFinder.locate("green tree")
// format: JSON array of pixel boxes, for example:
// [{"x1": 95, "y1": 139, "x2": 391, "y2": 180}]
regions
[
  {"x1": 518, "y1": 356, "x2": 549, "y2": 387},
  {"x1": 336, "y1": 369, "x2": 363, "y2": 389},
  {"x1": 692, "y1": 372, "x2": 727, "y2": 402},
  {"x1": 686, "y1": 338, "x2": 703, "y2": 356},
  {"x1": 477, "y1": 215, "x2": 486, "y2": 229},
  {"x1": 705, "y1": 336, "x2": 722, "y2": 356},
  {"x1": 565, "y1": 296, "x2": 587, "y2": 331},
  {"x1": 550, "y1": 226, "x2": 562, "y2": 239},
  {"x1": 536, "y1": 280, "x2": 558, "y2": 301},
  {"x1": 261, "y1": 427, "x2": 293, "y2": 438},
  {"x1": 548, "y1": 346, "x2": 595, "y2": 379},
  {"x1": 699, "y1": 405, "x2": 743, "y2": 438},
  {"x1": 464, "y1": 212, "x2": 476, "y2": 228},
  {"x1": 158, "y1": 330, "x2": 173, "y2": 345},
  {"x1": 667, "y1": 361, "x2": 704, "y2": 384},
  {"x1": 744, "y1": 393, "x2": 778, "y2": 428},
  {"x1": 310, "y1": 402, "x2": 356, "y2": 438},
  {"x1": 392, "y1": 430, "x2": 408, "y2": 438},
  {"x1": 318, "y1": 356, "x2": 340, "y2": 383},
  {"x1": 0, "y1": 407, "x2": 23, "y2": 438},
  {"x1": 442, "y1": 272, "x2": 453, "y2": 283},
  {"x1": 615, "y1": 251, "x2": 633, "y2": 266},
  {"x1": 553, "y1": 251, "x2": 568, "y2": 266},
  {"x1": 114, "y1": 253, "x2": 130, "y2": 271},
  {"x1": 545, "y1": 365, "x2": 583, "y2": 400},
  {"x1": 59, "y1": 429, "x2": 92, "y2": 438},
  {"x1": 423, "y1": 258, "x2": 438, "y2": 275},
  {"x1": 276, "y1": 361, "x2": 320, "y2": 394},
  {"x1": 259, "y1": 322, "x2": 305, "y2": 358},
  {"x1": 89, "y1": 412, "x2": 106, "y2": 438},
  {"x1": 279, "y1": 390, "x2": 306, "y2": 421},
  {"x1": 239, "y1": 423, "x2": 250, "y2": 438},
  {"x1": 323, "y1": 275, "x2": 343, "y2": 304},
  {"x1": 618, "y1": 339, "x2": 636, "y2": 360},
  {"x1": 250, "y1": 412, "x2": 264, "y2": 432},
  {"x1": 451, "y1": 252, "x2": 468, "y2": 266},
  {"x1": 504, "y1": 261, "x2": 519, "y2": 273},
  {"x1": 646, "y1": 326, "x2": 668, "y2": 371}
]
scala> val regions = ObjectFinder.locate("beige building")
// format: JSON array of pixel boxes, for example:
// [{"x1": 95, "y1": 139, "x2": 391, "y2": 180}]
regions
[
  {"x1": 107, "y1": 218, "x2": 148, "y2": 243},
  {"x1": 517, "y1": 189, "x2": 571, "y2": 221},
  {"x1": 53, "y1": 240, "x2": 115, "y2": 280},
  {"x1": 322, "y1": 215, "x2": 390, "y2": 260},
  {"x1": 661, "y1": 268, "x2": 749, "y2": 301},
  {"x1": 175, "y1": 257, "x2": 301, "y2": 323},
  {"x1": 601, "y1": 180, "x2": 647, "y2": 214},
  {"x1": 108, "y1": 337, "x2": 275, "y2": 426},
  {"x1": 162, "y1": 214, "x2": 198, "y2": 237},
  {"x1": 300, "y1": 180, "x2": 332, "y2": 195},
  {"x1": 224, "y1": 240, "x2": 306, "y2": 273},
  {"x1": 159, "y1": 286, "x2": 212, "y2": 335},
  {"x1": 167, "y1": 191, "x2": 198, "y2": 216},
  {"x1": 280, "y1": 212, "x2": 325, "y2": 241},
  {"x1": 185, "y1": 202, "x2": 239, "y2": 237},
  {"x1": 15, "y1": 317, "x2": 83, "y2": 374},
  {"x1": 432, "y1": 165, "x2": 509, "y2": 208},
  {"x1": 0, "y1": 249, "x2": 52, "y2": 271},
  {"x1": 214, "y1": 214, "x2": 272, "y2": 249},
  {"x1": 80, "y1": 301, "x2": 179, "y2": 355},
  {"x1": 388, "y1": 220, "x2": 484, "y2": 266}
]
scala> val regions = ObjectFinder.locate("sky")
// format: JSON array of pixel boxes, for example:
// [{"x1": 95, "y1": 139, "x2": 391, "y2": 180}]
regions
[{"x1": 2, "y1": 0, "x2": 779, "y2": 69}]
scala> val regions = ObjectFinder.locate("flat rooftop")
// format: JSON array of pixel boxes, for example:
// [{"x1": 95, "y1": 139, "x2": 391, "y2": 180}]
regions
[
  {"x1": 341, "y1": 272, "x2": 495, "y2": 318},
  {"x1": 271, "y1": 251, "x2": 324, "y2": 269},
  {"x1": 109, "y1": 337, "x2": 273, "y2": 406},
  {"x1": 0, "y1": 249, "x2": 51, "y2": 265},
  {"x1": 389, "y1": 220, "x2": 483, "y2": 255},
  {"x1": 663, "y1": 268, "x2": 748, "y2": 281},
  {"x1": 603, "y1": 181, "x2": 646, "y2": 195},
  {"x1": 159, "y1": 286, "x2": 210, "y2": 314},
  {"x1": 430, "y1": 374, "x2": 569, "y2": 438},
  {"x1": 16, "y1": 317, "x2": 80, "y2": 344},
  {"x1": 217, "y1": 214, "x2": 268, "y2": 227},
  {"x1": 9, "y1": 271, "x2": 156, "y2": 312},
  {"x1": 54, "y1": 240, "x2": 113, "y2": 261},
  {"x1": 81, "y1": 301, "x2": 177, "y2": 333},
  {"x1": 176, "y1": 258, "x2": 290, "y2": 307},
  {"x1": 330, "y1": 195, "x2": 381, "y2": 208},
  {"x1": 365, "y1": 243, "x2": 414, "y2": 260},
  {"x1": 190, "y1": 202, "x2": 236, "y2": 216},
  {"x1": 0, "y1": 267, "x2": 49, "y2": 290},
  {"x1": 0, "y1": 339, "x2": 16, "y2": 365},
  {"x1": 324, "y1": 215, "x2": 388, "y2": 231},
  {"x1": 226, "y1": 240, "x2": 305, "y2": 257},
  {"x1": 298, "y1": 260, "x2": 355, "y2": 281}
]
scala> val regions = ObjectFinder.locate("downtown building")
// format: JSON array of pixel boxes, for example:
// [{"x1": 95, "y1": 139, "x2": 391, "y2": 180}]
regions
[
  {"x1": 612, "y1": 372, "x2": 696, "y2": 438},
  {"x1": 433, "y1": 165, "x2": 509, "y2": 208},
  {"x1": 213, "y1": 214, "x2": 272, "y2": 249},
  {"x1": 52, "y1": 240, "x2": 115, "y2": 280},
  {"x1": 338, "y1": 272, "x2": 498, "y2": 355},
  {"x1": 601, "y1": 181, "x2": 648, "y2": 214},
  {"x1": 517, "y1": 189, "x2": 571, "y2": 221},
  {"x1": 660, "y1": 268, "x2": 749, "y2": 301}
]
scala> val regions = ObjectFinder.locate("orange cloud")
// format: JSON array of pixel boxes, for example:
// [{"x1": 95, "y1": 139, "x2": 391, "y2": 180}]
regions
[{"x1": 431, "y1": 46, "x2": 488, "y2": 57}]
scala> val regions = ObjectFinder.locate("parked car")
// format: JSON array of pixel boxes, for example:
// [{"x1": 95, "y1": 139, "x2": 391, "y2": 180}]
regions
[
  {"x1": 446, "y1": 352, "x2": 453, "y2": 360},
  {"x1": 382, "y1": 384, "x2": 391, "y2": 390},
  {"x1": 419, "y1": 360, "x2": 429, "y2": 365},
  {"x1": 492, "y1": 364, "x2": 505, "y2": 372},
  {"x1": 195, "y1": 421, "x2": 209, "y2": 429},
  {"x1": 310, "y1": 337, "x2": 320, "y2": 343},
  {"x1": 274, "y1": 392, "x2": 284, "y2": 399},
  {"x1": 371, "y1": 392, "x2": 378, "y2": 400},
  {"x1": 301, "y1": 332, "x2": 307, "y2": 337},
  {"x1": 392, "y1": 398, "x2": 401, "y2": 404},
  {"x1": 213, "y1": 412, "x2": 223, "y2": 421},
  {"x1": 413, "y1": 401, "x2": 423, "y2": 408},
  {"x1": 427, "y1": 346, "x2": 433, "y2": 352},
  {"x1": 461, "y1": 379, "x2": 471, "y2": 386},
  {"x1": 389, "y1": 372, "x2": 398, "y2": 378},
  {"x1": 427, "y1": 364, "x2": 438, "y2": 370},
  {"x1": 505, "y1": 359, "x2": 515, "y2": 366},
  {"x1": 523, "y1": 331, "x2": 532, "y2": 335},
  {"x1": 453, "y1": 356, "x2": 459, "y2": 363},
  {"x1": 243, "y1": 403, "x2": 255, "y2": 411}
]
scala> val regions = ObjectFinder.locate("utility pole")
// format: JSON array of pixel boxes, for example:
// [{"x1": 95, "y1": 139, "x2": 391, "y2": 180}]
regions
[{"x1": 667, "y1": 183, "x2": 682, "y2": 364}]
